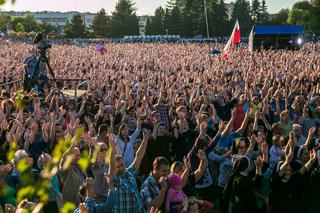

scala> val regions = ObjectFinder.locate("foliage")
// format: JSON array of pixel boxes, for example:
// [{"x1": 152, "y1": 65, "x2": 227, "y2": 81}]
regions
[
  {"x1": 251, "y1": 0, "x2": 261, "y2": 23},
  {"x1": 147, "y1": 7, "x2": 165, "y2": 35},
  {"x1": 110, "y1": 0, "x2": 139, "y2": 38},
  {"x1": 64, "y1": 14, "x2": 85, "y2": 38},
  {"x1": 288, "y1": 1, "x2": 312, "y2": 31},
  {"x1": 267, "y1": 8, "x2": 289, "y2": 25},
  {"x1": 10, "y1": 13, "x2": 41, "y2": 32},
  {"x1": 231, "y1": 0, "x2": 253, "y2": 35},
  {"x1": 288, "y1": 8, "x2": 311, "y2": 30},
  {"x1": 208, "y1": 0, "x2": 230, "y2": 36},
  {"x1": 0, "y1": 12, "x2": 11, "y2": 31},
  {"x1": 91, "y1": 8, "x2": 110, "y2": 37}
]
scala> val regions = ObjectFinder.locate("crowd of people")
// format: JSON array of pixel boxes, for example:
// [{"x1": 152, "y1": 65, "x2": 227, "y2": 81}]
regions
[{"x1": 0, "y1": 38, "x2": 320, "y2": 213}]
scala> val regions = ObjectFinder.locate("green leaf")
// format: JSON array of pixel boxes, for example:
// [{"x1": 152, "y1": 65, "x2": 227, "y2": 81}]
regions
[
  {"x1": 78, "y1": 150, "x2": 89, "y2": 172},
  {"x1": 17, "y1": 185, "x2": 35, "y2": 201},
  {"x1": 16, "y1": 158, "x2": 29, "y2": 173},
  {"x1": 0, "y1": 0, "x2": 5, "y2": 6},
  {"x1": 15, "y1": 95, "x2": 24, "y2": 111},
  {"x1": 52, "y1": 139, "x2": 67, "y2": 164},
  {"x1": 60, "y1": 202, "x2": 76, "y2": 213},
  {"x1": 62, "y1": 155, "x2": 73, "y2": 171},
  {"x1": 19, "y1": 173, "x2": 33, "y2": 185},
  {"x1": 72, "y1": 127, "x2": 84, "y2": 144},
  {"x1": 7, "y1": 140, "x2": 17, "y2": 162}
]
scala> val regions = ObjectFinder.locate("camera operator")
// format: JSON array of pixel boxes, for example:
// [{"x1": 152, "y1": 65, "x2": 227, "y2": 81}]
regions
[{"x1": 23, "y1": 48, "x2": 48, "y2": 93}]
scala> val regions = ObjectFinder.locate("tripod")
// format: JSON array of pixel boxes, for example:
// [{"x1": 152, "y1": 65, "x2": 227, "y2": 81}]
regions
[{"x1": 24, "y1": 49, "x2": 57, "y2": 93}]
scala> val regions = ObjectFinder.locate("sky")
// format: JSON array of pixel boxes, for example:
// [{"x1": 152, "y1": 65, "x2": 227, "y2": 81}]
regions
[{"x1": 1, "y1": 0, "x2": 301, "y2": 15}]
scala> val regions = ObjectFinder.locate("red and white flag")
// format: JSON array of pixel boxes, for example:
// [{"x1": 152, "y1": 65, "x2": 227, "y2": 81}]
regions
[{"x1": 221, "y1": 20, "x2": 241, "y2": 59}]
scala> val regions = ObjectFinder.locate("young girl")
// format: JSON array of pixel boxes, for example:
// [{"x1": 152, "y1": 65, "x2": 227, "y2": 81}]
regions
[{"x1": 165, "y1": 173, "x2": 188, "y2": 213}]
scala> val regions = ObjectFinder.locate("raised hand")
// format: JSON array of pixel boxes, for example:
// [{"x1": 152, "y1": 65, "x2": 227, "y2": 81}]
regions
[
  {"x1": 0, "y1": 164, "x2": 12, "y2": 176},
  {"x1": 260, "y1": 141, "x2": 269, "y2": 155},
  {"x1": 196, "y1": 149, "x2": 207, "y2": 161},
  {"x1": 183, "y1": 156, "x2": 191, "y2": 170},
  {"x1": 309, "y1": 126, "x2": 316, "y2": 136},
  {"x1": 254, "y1": 156, "x2": 263, "y2": 168},
  {"x1": 79, "y1": 203, "x2": 88, "y2": 213},
  {"x1": 199, "y1": 121, "x2": 208, "y2": 135},
  {"x1": 159, "y1": 176, "x2": 168, "y2": 190}
]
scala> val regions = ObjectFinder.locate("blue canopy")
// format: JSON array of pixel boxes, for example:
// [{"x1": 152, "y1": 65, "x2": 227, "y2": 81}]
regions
[
  {"x1": 209, "y1": 49, "x2": 221, "y2": 55},
  {"x1": 253, "y1": 25, "x2": 304, "y2": 35}
]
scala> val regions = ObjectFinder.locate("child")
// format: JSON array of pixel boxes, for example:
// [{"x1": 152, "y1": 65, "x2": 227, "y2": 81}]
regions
[{"x1": 165, "y1": 173, "x2": 188, "y2": 213}]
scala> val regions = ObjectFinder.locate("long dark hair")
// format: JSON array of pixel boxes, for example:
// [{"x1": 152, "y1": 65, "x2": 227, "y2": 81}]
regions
[
  {"x1": 223, "y1": 156, "x2": 250, "y2": 201},
  {"x1": 118, "y1": 124, "x2": 129, "y2": 142}
]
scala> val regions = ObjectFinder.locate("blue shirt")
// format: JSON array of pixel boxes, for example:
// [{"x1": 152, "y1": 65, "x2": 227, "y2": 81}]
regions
[
  {"x1": 74, "y1": 190, "x2": 117, "y2": 213},
  {"x1": 217, "y1": 132, "x2": 240, "y2": 149}
]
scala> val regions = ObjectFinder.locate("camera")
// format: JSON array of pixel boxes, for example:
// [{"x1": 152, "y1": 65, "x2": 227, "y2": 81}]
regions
[{"x1": 33, "y1": 32, "x2": 52, "y2": 60}]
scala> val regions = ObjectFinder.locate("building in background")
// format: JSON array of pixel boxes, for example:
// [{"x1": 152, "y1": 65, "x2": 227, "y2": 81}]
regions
[
  {"x1": 4, "y1": 11, "x2": 96, "y2": 27},
  {"x1": 138, "y1": 15, "x2": 148, "y2": 35},
  {"x1": 4, "y1": 11, "x2": 148, "y2": 35}
]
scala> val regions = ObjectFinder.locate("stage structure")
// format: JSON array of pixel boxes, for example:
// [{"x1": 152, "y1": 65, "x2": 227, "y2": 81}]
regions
[{"x1": 249, "y1": 25, "x2": 304, "y2": 51}]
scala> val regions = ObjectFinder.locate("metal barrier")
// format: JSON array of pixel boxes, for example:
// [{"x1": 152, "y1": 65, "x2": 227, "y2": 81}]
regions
[
  {"x1": 0, "y1": 78, "x2": 88, "y2": 97},
  {"x1": 0, "y1": 79, "x2": 23, "y2": 89}
]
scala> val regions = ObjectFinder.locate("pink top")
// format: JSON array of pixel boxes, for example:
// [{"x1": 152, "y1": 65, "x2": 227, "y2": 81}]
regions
[{"x1": 165, "y1": 187, "x2": 187, "y2": 213}]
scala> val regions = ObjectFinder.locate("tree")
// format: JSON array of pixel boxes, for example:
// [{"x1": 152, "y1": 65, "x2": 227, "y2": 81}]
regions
[
  {"x1": 259, "y1": 0, "x2": 268, "y2": 23},
  {"x1": 292, "y1": 1, "x2": 312, "y2": 11},
  {"x1": 208, "y1": 0, "x2": 229, "y2": 36},
  {"x1": 288, "y1": 1, "x2": 312, "y2": 31},
  {"x1": 251, "y1": 0, "x2": 261, "y2": 23},
  {"x1": 91, "y1": 8, "x2": 109, "y2": 37},
  {"x1": 10, "y1": 14, "x2": 40, "y2": 33},
  {"x1": 193, "y1": 0, "x2": 207, "y2": 36},
  {"x1": 310, "y1": 1, "x2": 320, "y2": 34},
  {"x1": 267, "y1": 8, "x2": 289, "y2": 24},
  {"x1": 39, "y1": 22, "x2": 58, "y2": 34},
  {"x1": 23, "y1": 13, "x2": 40, "y2": 32},
  {"x1": 110, "y1": 0, "x2": 139, "y2": 38},
  {"x1": 181, "y1": 0, "x2": 196, "y2": 36},
  {"x1": 168, "y1": 5, "x2": 183, "y2": 34},
  {"x1": 0, "y1": 12, "x2": 11, "y2": 31},
  {"x1": 166, "y1": 0, "x2": 178, "y2": 10},
  {"x1": 64, "y1": 14, "x2": 85, "y2": 38},
  {"x1": 231, "y1": 0, "x2": 253, "y2": 35},
  {"x1": 145, "y1": 17, "x2": 152, "y2": 35},
  {"x1": 149, "y1": 7, "x2": 165, "y2": 35},
  {"x1": 16, "y1": 22, "x2": 25, "y2": 32},
  {"x1": 288, "y1": 8, "x2": 311, "y2": 30}
]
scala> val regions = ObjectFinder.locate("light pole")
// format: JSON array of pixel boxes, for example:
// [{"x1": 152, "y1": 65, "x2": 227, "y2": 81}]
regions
[{"x1": 204, "y1": 0, "x2": 210, "y2": 39}]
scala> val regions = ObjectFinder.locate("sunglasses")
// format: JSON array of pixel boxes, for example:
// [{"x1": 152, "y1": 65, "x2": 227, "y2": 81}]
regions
[{"x1": 100, "y1": 148, "x2": 108, "y2": 152}]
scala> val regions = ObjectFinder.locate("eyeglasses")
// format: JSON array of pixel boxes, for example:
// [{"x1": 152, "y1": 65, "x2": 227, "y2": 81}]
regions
[{"x1": 238, "y1": 146, "x2": 247, "y2": 149}]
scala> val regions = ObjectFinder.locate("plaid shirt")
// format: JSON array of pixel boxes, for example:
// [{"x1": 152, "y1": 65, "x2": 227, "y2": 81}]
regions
[
  {"x1": 141, "y1": 174, "x2": 160, "y2": 211},
  {"x1": 113, "y1": 166, "x2": 144, "y2": 213},
  {"x1": 154, "y1": 104, "x2": 170, "y2": 127}
]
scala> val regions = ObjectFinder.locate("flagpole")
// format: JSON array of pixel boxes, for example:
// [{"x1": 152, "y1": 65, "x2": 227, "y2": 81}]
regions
[{"x1": 204, "y1": 0, "x2": 210, "y2": 39}]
